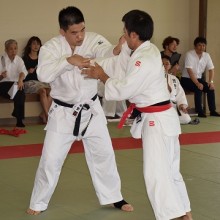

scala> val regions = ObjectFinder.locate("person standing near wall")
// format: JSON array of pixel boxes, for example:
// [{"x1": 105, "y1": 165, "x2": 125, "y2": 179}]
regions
[
  {"x1": 26, "y1": 6, "x2": 133, "y2": 215},
  {"x1": 0, "y1": 39, "x2": 27, "y2": 127},
  {"x1": 83, "y1": 10, "x2": 193, "y2": 220}
]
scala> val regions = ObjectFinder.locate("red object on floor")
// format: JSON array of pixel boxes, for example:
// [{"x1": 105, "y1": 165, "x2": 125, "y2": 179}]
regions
[
  {"x1": 0, "y1": 131, "x2": 220, "y2": 159},
  {"x1": 0, "y1": 128, "x2": 27, "y2": 137}
]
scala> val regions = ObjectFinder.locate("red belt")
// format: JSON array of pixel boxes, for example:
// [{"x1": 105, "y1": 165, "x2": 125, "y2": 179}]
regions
[{"x1": 118, "y1": 103, "x2": 172, "y2": 128}]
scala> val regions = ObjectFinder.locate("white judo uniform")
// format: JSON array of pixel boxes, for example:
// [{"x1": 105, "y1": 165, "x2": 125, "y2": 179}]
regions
[
  {"x1": 29, "y1": 33, "x2": 125, "y2": 211},
  {"x1": 167, "y1": 73, "x2": 191, "y2": 124},
  {"x1": 100, "y1": 41, "x2": 191, "y2": 220}
]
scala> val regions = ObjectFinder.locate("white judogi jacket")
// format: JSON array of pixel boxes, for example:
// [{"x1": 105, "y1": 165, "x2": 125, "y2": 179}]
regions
[
  {"x1": 98, "y1": 41, "x2": 181, "y2": 138},
  {"x1": 37, "y1": 33, "x2": 115, "y2": 134},
  {"x1": 167, "y1": 73, "x2": 191, "y2": 124}
]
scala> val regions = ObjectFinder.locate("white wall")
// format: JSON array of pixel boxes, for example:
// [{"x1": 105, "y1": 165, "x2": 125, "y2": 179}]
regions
[
  {"x1": 1, "y1": 0, "x2": 219, "y2": 115},
  {"x1": 0, "y1": 0, "x2": 197, "y2": 55}
]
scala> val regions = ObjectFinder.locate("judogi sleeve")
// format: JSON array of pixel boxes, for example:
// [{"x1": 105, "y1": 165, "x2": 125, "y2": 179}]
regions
[
  {"x1": 95, "y1": 42, "x2": 131, "y2": 78},
  {"x1": 37, "y1": 38, "x2": 73, "y2": 83},
  {"x1": 105, "y1": 56, "x2": 152, "y2": 101}
]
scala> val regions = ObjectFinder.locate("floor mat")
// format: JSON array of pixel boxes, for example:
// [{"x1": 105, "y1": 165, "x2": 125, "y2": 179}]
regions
[{"x1": 1, "y1": 131, "x2": 220, "y2": 159}]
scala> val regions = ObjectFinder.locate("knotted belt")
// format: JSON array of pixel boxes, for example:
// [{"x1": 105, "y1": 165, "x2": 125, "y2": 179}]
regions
[
  {"x1": 118, "y1": 100, "x2": 171, "y2": 128},
  {"x1": 53, "y1": 94, "x2": 97, "y2": 136}
]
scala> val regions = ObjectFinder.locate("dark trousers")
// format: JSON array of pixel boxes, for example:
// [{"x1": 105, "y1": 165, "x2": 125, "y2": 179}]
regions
[
  {"x1": 180, "y1": 77, "x2": 216, "y2": 113},
  {"x1": 0, "y1": 82, "x2": 25, "y2": 120}
]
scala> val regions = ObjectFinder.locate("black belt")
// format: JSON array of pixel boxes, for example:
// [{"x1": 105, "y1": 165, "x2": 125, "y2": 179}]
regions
[
  {"x1": 151, "y1": 100, "x2": 170, "y2": 106},
  {"x1": 53, "y1": 94, "x2": 97, "y2": 136},
  {"x1": 53, "y1": 94, "x2": 97, "y2": 108},
  {"x1": 53, "y1": 99, "x2": 74, "y2": 108}
]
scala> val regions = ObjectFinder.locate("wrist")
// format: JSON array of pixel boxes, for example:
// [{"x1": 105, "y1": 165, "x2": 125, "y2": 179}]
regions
[
  {"x1": 113, "y1": 45, "x2": 121, "y2": 55},
  {"x1": 99, "y1": 73, "x2": 109, "y2": 84}
]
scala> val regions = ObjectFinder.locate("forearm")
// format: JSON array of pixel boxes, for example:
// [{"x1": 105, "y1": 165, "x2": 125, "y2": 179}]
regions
[
  {"x1": 208, "y1": 69, "x2": 214, "y2": 82},
  {"x1": 187, "y1": 69, "x2": 200, "y2": 86},
  {"x1": 113, "y1": 35, "x2": 126, "y2": 55},
  {"x1": 18, "y1": 72, "x2": 25, "y2": 81},
  {"x1": 113, "y1": 44, "x2": 122, "y2": 55}
]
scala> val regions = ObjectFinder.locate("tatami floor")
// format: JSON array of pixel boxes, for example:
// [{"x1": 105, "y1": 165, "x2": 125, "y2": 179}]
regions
[{"x1": 0, "y1": 116, "x2": 220, "y2": 220}]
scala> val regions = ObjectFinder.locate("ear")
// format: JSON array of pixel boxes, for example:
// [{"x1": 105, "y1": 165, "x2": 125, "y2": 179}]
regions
[
  {"x1": 59, "y1": 29, "x2": 65, "y2": 36},
  {"x1": 130, "y1": 32, "x2": 139, "y2": 40}
]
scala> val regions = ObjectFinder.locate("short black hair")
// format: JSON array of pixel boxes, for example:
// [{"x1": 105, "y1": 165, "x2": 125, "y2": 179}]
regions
[
  {"x1": 122, "y1": 10, "x2": 153, "y2": 41},
  {"x1": 59, "y1": 6, "x2": 84, "y2": 31},
  {"x1": 161, "y1": 54, "x2": 171, "y2": 63},
  {"x1": 194, "y1": 37, "x2": 207, "y2": 46}
]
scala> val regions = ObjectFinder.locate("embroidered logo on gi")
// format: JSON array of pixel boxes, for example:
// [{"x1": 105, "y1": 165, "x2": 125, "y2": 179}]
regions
[
  {"x1": 98, "y1": 40, "x2": 103, "y2": 45},
  {"x1": 149, "y1": 121, "x2": 155, "y2": 126},
  {"x1": 135, "y1": 61, "x2": 141, "y2": 67}
]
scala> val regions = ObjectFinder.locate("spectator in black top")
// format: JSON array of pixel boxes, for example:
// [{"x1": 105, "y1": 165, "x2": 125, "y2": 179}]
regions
[
  {"x1": 161, "y1": 36, "x2": 181, "y2": 76},
  {"x1": 22, "y1": 36, "x2": 52, "y2": 123}
]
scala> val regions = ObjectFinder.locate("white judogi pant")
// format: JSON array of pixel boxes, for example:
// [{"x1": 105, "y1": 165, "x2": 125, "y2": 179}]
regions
[
  {"x1": 131, "y1": 108, "x2": 191, "y2": 220},
  {"x1": 29, "y1": 100, "x2": 123, "y2": 211}
]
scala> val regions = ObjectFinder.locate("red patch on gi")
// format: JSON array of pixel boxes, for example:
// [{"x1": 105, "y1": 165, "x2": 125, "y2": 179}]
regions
[
  {"x1": 135, "y1": 61, "x2": 141, "y2": 67},
  {"x1": 149, "y1": 121, "x2": 155, "y2": 126}
]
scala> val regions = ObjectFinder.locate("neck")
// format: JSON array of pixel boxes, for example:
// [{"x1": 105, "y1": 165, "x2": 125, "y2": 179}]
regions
[
  {"x1": 9, "y1": 56, "x2": 15, "y2": 61},
  {"x1": 132, "y1": 41, "x2": 144, "y2": 51},
  {"x1": 71, "y1": 47, "x2": 75, "y2": 54},
  {"x1": 195, "y1": 50, "x2": 203, "y2": 58},
  {"x1": 29, "y1": 51, "x2": 38, "y2": 59},
  {"x1": 164, "y1": 49, "x2": 172, "y2": 56}
]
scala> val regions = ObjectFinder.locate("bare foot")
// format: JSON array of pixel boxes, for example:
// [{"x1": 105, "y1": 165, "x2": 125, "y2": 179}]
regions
[
  {"x1": 120, "y1": 203, "x2": 134, "y2": 212},
  {"x1": 173, "y1": 212, "x2": 193, "y2": 220},
  {"x1": 26, "y1": 208, "x2": 41, "y2": 215},
  {"x1": 182, "y1": 212, "x2": 193, "y2": 220},
  {"x1": 112, "y1": 200, "x2": 134, "y2": 212}
]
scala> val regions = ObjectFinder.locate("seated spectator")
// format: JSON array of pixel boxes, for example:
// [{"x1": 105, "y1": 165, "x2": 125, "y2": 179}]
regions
[
  {"x1": 161, "y1": 36, "x2": 181, "y2": 76},
  {"x1": 98, "y1": 81, "x2": 127, "y2": 121},
  {"x1": 0, "y1": 39, "x2": 27, "y2": 127},
  {"x1": 180, "y1": 37, "x2": 220, "y2": 118},
  {"x1": 22, "y1": 36, "x2": 52, "y2": 123},
  {"x1": 162, "y1": 55, "x2": 199, "y2": 125}
]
